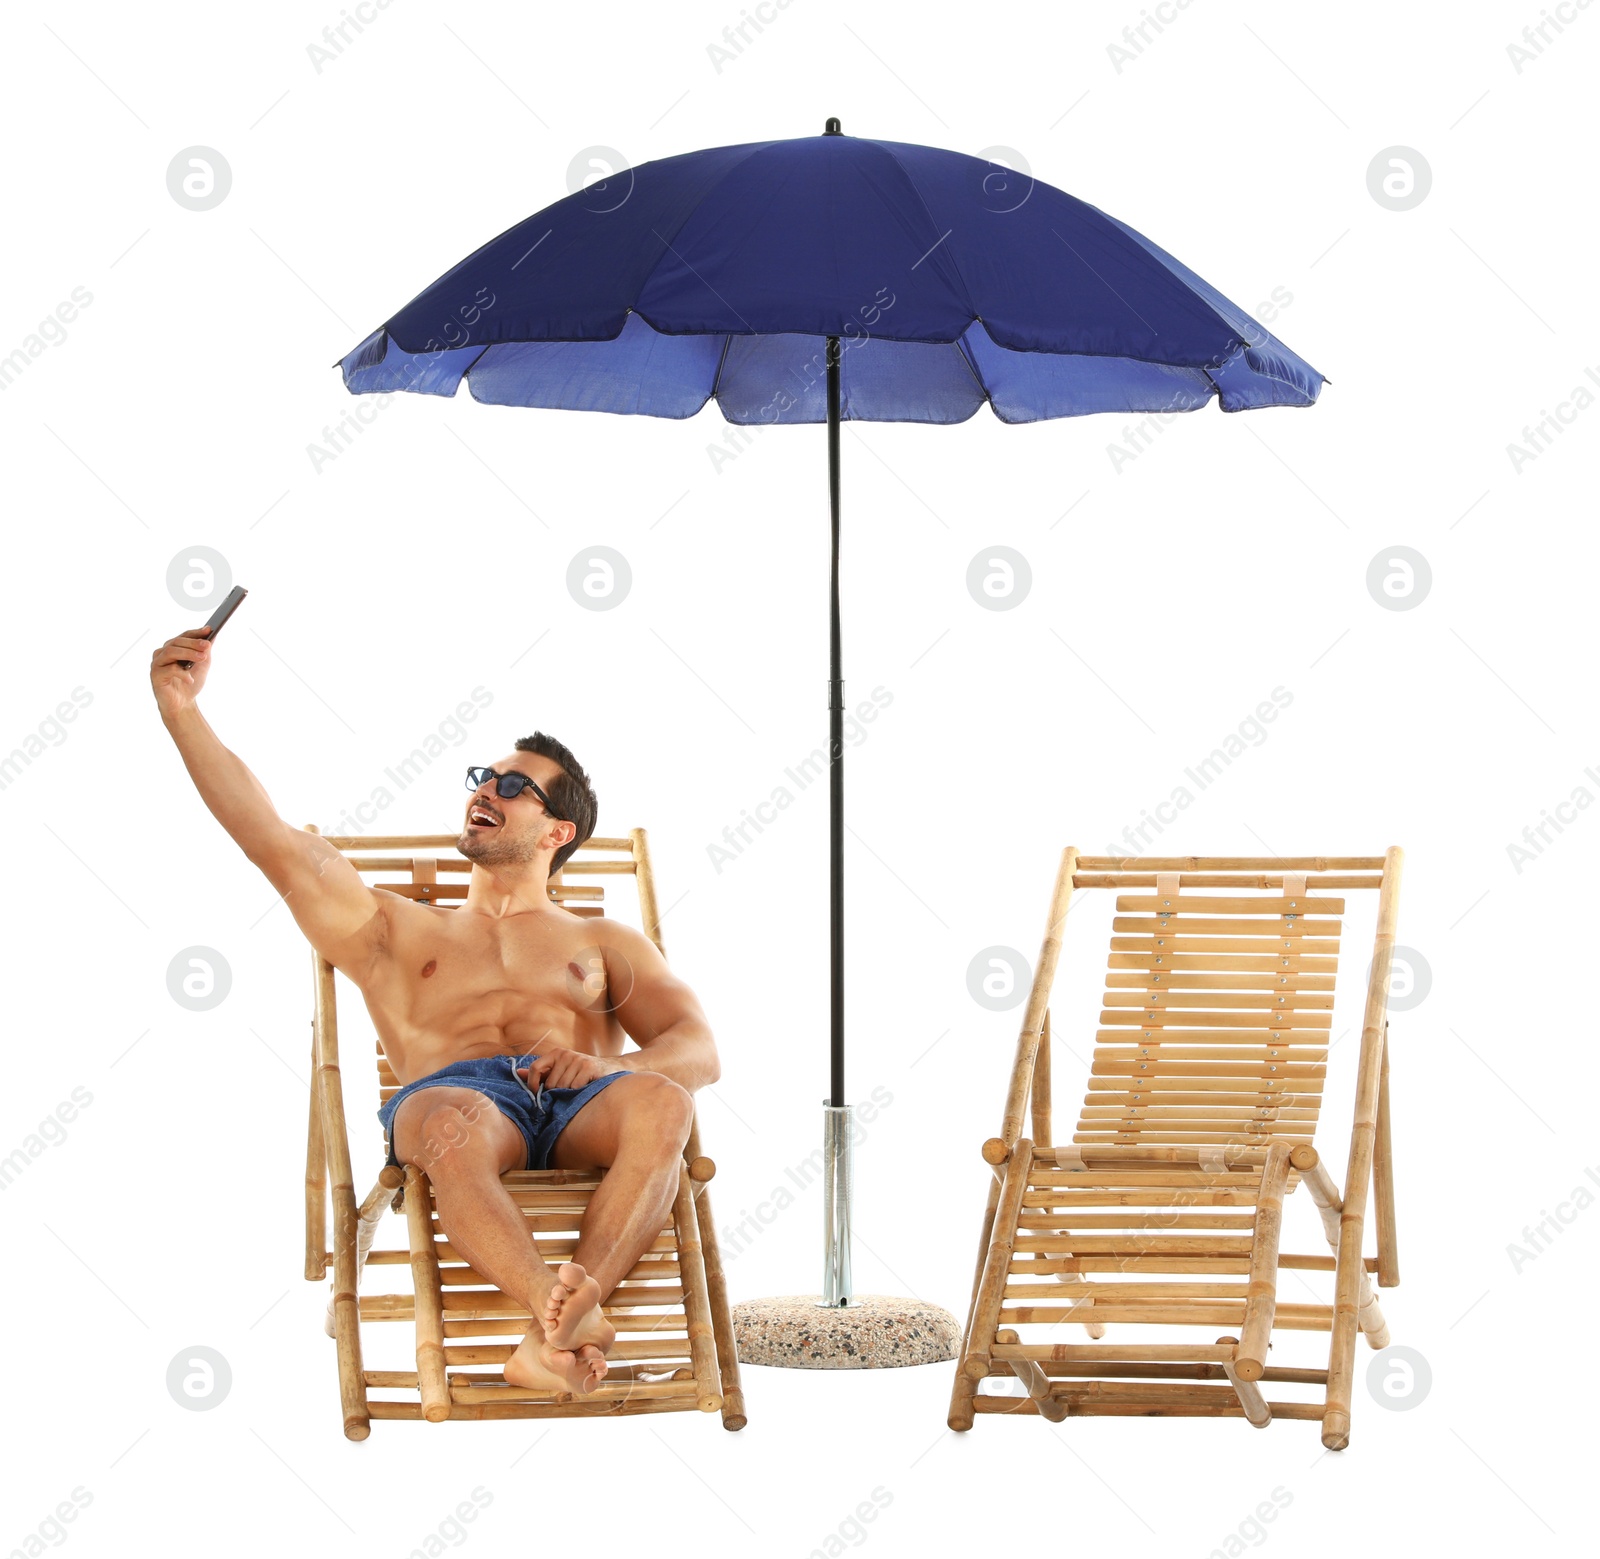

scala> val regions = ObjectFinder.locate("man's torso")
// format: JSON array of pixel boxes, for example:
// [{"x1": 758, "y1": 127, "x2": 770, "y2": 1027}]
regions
[{"x1": 354, "y1": 895, "x2": 622, "y2": 1084}]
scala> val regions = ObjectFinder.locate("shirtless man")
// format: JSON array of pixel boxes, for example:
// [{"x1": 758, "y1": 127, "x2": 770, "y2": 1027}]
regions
[{"x1": 151, "y1": 621, "x2": 719, "y2": 1397}]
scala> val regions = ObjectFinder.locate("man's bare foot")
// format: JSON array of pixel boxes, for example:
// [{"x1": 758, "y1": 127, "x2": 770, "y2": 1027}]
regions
[
  {"x1": 543, "y1": 1261, "x2": 616, "y2": 1354},
  {"x1": 503, "y1": 1332, "x2": 608, "y2": 1396}
]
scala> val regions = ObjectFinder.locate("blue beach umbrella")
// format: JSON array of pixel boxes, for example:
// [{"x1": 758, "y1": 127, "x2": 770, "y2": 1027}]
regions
[{"x1": 335, "y1": 120, "x2": 1325, "y2": 1328}]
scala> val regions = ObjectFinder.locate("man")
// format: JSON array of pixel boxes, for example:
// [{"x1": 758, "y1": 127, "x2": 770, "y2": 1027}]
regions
[{"x1": 151, "y1": 621, "x2": 719, "y2": 1398}]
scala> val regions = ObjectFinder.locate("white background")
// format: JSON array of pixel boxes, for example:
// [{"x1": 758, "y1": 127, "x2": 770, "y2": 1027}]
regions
[{"x1": 1, "y1": 1, "x2": 1593, "y2": 1554}]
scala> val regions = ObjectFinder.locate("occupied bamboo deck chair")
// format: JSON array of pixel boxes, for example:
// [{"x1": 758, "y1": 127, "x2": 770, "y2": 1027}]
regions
[
  {"x1": 950, "y1": 849, "x2": 1402, "y2": 1449},
  {"x1": 301, "y1": 825, "x2": 746, "y2": 1439}
]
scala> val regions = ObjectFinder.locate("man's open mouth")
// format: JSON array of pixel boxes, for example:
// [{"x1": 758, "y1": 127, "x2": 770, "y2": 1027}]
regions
[{"x1": 467, "y1": 804, "x2": 501, "y2": 830}]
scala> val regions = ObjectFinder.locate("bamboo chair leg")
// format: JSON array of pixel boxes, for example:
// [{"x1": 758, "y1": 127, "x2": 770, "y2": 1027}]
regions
[
  {"x1": 690, "y1": 1180, "x2": 746, "y2": 1430},
  {"x1": 954, "y1": 848, "x2": 1076, "y2": 1431},
  {"x1": 325, "y1": 1167, "x2": 406, "y2": 1338},
  {"x1": 404, "y1": 1166, "x2": 451, "y2": 1423},
  {"x1": 672, "y1": 1165, "x2": 723, "y2": 1415},
  {"x1": 960, "y1": 1142, "x2": 1034, "y2": 1386},
  {"x1": 1007, "y1": 1355, "x2": 1068, "y2": 1422},
  {"x1": 1374, "y1": 1027, "x2": 1399, "y2": 1287},
  {"x1": 996, "y1": 853, "x2": 1078, "y2": 1157},
  {"x1": 966, "y1": 1169, "x2": 1003, "y2": 1334},
  {"x1": 1076, "y1": 1295, "x2": 1108, "y2": 1340},
  {"x1": 995, "y1": 1325, "x2": 1065, "y2": 1416},
  {"x1": 314, "y1": 955, "x2": 369, "y2": 1440},
  {"x1": 1042, "y1": 1245, "x2": 1106, "y2": 1335},
  {"x1": 1218, "y1": 1337, "x2": 1271, "y2": 1428},
  {"x1": 1235, "y1": 1143, "x2": 1291, "y2": 1380},
  {"x1": 1355, "y1": 1280, "x2": 1389, "y2": 1348},
  {"x1": 1029, "y1": 1023, "x2": 1105, "y2": 1338},
  {"x1": 1323, "y1": 845, "x2": 1403, "y2": 1451},
  {"x1": 304, "y1": 1023, "x2": 326, "y2": 1282},
  {"x1": 1036, "y1": 1249, "x2": 1104, "y2": 1335},
  {"x1": 637, "y1": 835, "x2": 738, "y2": 1423},
  {"x1": 1292, "y1": 1148, "x2": 1391, "y2": 1349},
  {"x1": 948, "y1": 1170, "x2": 1003, "y2": 1431},
  {"x1": 684, "y1": 1122, "x2": 746, "y2": 1430},
  {"x1": 1030, "y1": 1008, "x2": 1053, "y2": 1147}
]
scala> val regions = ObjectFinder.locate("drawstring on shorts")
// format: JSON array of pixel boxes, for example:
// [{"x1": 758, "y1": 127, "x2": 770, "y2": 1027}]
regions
[{"x1": 509, "y1": 1055, "x2": 548, "y2": 1114}]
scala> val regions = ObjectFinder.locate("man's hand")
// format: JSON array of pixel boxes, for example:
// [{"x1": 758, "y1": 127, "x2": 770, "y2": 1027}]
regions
[
  {"x1": 519, "y1": 1049, "x2": 625, "y2": 1091},
  {"x1": 151, "y1": 625, "x2": 215, "y2": 723}
]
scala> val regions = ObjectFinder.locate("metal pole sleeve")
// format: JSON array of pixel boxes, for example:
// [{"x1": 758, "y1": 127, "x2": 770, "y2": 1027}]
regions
[{"x1": 819, "y1": 1103, "x2": 854, "y2": 1306}]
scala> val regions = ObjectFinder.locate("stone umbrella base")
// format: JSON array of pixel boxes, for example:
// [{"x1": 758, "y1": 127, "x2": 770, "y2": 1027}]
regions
[{"x1": 731, "y1": 1295, "x2": 961, "y2": 1369}]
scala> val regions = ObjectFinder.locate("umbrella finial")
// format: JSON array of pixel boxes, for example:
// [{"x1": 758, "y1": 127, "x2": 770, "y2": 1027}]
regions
[{"x1": 824, "y1": 117, "x2": 842, "y2": 136}]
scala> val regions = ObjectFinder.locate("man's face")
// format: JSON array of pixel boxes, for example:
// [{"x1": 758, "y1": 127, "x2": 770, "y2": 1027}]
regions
[{"x1": 459, "y1": 752, "x2": 574, "y2": 869}]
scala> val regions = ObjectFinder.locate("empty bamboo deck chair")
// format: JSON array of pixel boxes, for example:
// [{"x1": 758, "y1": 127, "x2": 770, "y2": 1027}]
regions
[
  {"x1": 301, "y1": 825, "x2": 746, "y2": 1438},
  {"x1": 949, "y1": 849, "x2": 1402, "y2": 1449}
]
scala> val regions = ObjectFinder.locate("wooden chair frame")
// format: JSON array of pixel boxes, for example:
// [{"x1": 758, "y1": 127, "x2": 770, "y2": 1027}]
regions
[
  {"x1": 301, "y1": 825, "x2": 746, "y2": 1438},
  {"x1": 949, "y1": 849, "x2": 1402, "y2": 1449}
]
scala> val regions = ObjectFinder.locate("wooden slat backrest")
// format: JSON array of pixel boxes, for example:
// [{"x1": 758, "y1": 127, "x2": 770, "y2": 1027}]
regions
[{"x1": 1067, "y1": 858, "x2": 1388, "y2": 1155}]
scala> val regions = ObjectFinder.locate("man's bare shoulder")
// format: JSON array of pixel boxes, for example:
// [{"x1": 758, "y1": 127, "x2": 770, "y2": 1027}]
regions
[{"x1": 581, "y1": 914, "x2": 659, "y2": 952}]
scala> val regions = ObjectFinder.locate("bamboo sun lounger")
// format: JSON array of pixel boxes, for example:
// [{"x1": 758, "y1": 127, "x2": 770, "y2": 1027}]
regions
[
  {"x1": 301, "y1": 826, "x2": 746, "y2": 1438},
  {"x1": 950, "y1": 850, "x2": 1402, "y2": 1448}
]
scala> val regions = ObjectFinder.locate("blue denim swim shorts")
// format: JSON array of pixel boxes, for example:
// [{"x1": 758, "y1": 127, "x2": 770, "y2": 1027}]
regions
[{"x1": 377, "y1": 1052, "x2": 628, "y2": 1171}]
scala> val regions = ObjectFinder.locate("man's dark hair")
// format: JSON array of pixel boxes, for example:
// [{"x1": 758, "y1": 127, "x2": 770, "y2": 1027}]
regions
[{"x1": 514, "y1": 732, "x2": 598, "y2": 875}]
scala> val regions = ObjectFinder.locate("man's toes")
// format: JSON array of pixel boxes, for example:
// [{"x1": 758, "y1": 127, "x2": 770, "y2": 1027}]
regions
[
  {"x1": 540, "y1": 1342, "x2": 603, "y2": 1394},
  {"x1": 578, "y1": 1345, "x2": 608, "y2": 1388},
  {"x1": 557, "y1": 1261, "x2": 589, "y2": 1291}
]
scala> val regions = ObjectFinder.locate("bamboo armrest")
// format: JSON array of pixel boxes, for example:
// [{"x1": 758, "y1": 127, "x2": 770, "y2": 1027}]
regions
[{"x1": 986, "y1": 1140, "x2": 1282, "y2": 1173}]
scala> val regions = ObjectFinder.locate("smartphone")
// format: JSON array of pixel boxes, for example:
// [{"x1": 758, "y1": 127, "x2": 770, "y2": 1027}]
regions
[{"x1": 178, "y1": 586, "x2": 248, "y2": 669}]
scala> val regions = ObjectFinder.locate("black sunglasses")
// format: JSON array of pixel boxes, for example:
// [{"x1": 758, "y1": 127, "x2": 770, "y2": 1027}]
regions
[{"x1": 465, "y1": 766, "x2": 566, "y2": 820}]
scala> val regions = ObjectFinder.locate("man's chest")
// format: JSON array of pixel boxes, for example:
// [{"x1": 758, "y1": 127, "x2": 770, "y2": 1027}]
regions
[{"x1": 384, "y1": 905, "x2": 610, "y2": 1013}]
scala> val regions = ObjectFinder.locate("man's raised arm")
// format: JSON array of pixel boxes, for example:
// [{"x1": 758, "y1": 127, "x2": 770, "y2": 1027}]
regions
[{"x1": 151, "y1": 623, "x2": 387, "y2": 977}]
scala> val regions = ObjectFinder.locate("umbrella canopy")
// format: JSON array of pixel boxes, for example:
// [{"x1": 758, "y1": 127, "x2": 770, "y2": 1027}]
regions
[{"x1": 337, "y1": 131, "x2": 1323, "y2": 424}]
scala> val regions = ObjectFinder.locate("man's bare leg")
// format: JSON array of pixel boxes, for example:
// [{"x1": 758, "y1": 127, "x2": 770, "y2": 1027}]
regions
[
  {"x1": 391, "y1": 1088, "x2": 606, "y2": 1395},
  {"x1": 541, "y1": 1072, "x2": 695, "y2": 1354}
]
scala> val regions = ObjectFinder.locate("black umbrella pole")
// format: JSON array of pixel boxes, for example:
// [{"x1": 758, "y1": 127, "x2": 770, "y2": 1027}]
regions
[{"x1": 826, "y1": 334, "x2": 844, "y2": 1110}]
